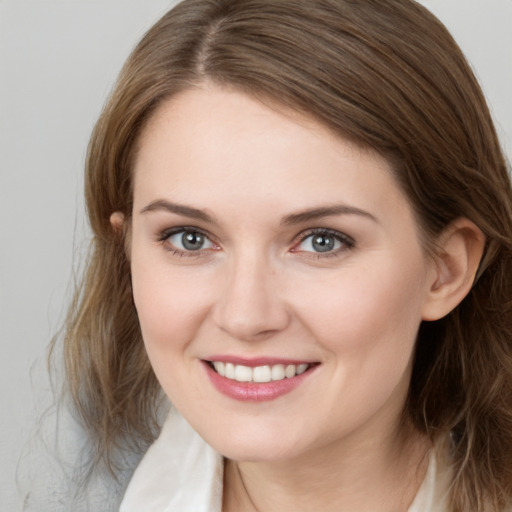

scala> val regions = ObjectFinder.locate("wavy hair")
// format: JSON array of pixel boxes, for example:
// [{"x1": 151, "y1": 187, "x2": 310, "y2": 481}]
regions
[{"x1": 57, "y1": 1, "x2": 512, "y2": 509}]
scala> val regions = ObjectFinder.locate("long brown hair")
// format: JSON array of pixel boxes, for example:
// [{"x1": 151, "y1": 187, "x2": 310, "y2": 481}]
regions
[{"x1": 58, "y1": 1, "x2": 512, "y2": 509}]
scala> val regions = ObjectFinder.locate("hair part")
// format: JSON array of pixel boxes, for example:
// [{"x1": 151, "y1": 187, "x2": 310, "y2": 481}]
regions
[{"x1": 58, "y1": 1, "x2": 512, "y2": 509}]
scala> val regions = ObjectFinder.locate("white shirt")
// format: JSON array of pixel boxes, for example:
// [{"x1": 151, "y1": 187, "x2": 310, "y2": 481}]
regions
[{"x1": 120, "y1": 410, "x2": 450, "y2": 512}]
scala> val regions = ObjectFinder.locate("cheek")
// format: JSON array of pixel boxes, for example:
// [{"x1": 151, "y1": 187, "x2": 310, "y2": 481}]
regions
[
  {"x1": 288, "y1": 258, "x2": 427, "y2": 438},
  {"x1": 130, "y1": 255, "x2": 211, "y2": 358},
  {"x1": 296, "y1": 254, "x2": 428, "y2": 358},
  {"x1": 130, "y1": 260, "x2": 215, "y2": 405}
]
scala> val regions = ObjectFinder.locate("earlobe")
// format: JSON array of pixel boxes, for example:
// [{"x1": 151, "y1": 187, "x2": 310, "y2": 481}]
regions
[{"x1": 421, "y1": 218, "x2": 485, "y2": 321}]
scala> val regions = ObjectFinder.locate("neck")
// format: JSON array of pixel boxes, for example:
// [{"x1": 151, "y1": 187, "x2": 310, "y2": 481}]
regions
[{"x1": 223, "y1": 426, "x2": 431, "y2": 512}]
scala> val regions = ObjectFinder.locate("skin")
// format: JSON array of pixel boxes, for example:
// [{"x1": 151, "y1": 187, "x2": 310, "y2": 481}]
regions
[{"x1": 114, "y1": 84, "x2": 484, "y2": 511}]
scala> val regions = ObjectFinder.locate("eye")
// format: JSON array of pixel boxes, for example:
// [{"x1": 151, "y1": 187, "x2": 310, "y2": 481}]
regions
[
  {"x1": 293, "y1": 229, "x2": 354, "y2": 255},
  {"x1": 164, "y1": 228, "x2": 216, "y2": 252}
]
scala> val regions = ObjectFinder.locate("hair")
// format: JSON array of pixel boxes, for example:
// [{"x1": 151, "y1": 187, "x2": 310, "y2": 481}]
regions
[{"x1": 56, "y1": 0, "x2": 512, "y2": 510}]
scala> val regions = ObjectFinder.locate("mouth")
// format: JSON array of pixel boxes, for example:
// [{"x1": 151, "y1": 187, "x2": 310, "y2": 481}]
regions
[
  {"x1": 207, "y1": 361, "x2": 311, "y2": 383},
  {"x1": 203, "y1": 358, "x2": 319, "y2": 402}
]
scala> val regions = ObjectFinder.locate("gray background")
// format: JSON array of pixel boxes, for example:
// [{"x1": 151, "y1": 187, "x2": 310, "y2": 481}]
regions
[{"x1": 1, "y1": 1, "x2": 511, "y2": 510}]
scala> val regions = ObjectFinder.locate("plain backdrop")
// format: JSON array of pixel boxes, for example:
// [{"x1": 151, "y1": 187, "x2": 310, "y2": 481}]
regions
[{"x1": 0, "y1": 1, "x2": 511, "y2": 510}]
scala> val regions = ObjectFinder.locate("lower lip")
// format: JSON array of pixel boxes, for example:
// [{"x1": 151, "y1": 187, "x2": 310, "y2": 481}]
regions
[{"x1": 203, "y1": 361, "x2": 316, "y2": 402}]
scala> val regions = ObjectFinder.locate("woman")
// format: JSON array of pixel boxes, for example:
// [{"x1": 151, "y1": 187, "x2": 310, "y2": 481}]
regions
[{"x1": 57, "y1": 0, "x2": 512, "y2": 510}]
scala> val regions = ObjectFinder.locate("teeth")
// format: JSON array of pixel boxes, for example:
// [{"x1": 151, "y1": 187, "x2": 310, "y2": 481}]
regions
[
  {"x1": 235, "y1": 365, "x2": 252, "y2": 382},
  {"x1": 285, "y1": 364, "x2": 296, "y2": 378},
  {"x1": 271, "y1": 364, "x2": 285, "y2": 381},
  {"x1": 253, "y1": 365, "x2": 271, "y2": 383},
  {"x1": 225, "y1": 362, "x2": 235, "y2": 379},
  {"x1": 212, "y1": 361, "x2": 225, "y2": 377},
  {"x1": 211, "y1": 362, "x2": 310, "y2": 383},
  {"x1": 296, "y1": 363, "x2": 308, "y2": 375}
]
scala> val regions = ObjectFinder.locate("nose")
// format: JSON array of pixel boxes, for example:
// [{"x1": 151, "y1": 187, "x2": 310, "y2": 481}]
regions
[{"x1": 212, "y1": 251, "x2": 291, "y2": 341}]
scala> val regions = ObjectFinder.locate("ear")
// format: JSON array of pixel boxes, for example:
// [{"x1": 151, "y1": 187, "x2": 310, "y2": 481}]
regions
[
  {"x1": 110, "y1": 211, "x2": 132, "y2": 260},
  {"x1": 110, "y1": 211, "x2": 125, "y2": 232},
  {"x1": 421, "y1": 218, "x2": 485, "y2": 321}
]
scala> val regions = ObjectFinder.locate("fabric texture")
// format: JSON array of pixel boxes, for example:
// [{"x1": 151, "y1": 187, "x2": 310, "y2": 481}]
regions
[
  {"x1": 120, "y1": 410, "x2": 450, "y2": 512},
  {"x1": 120, "y1": 410, "x2": 223, "y2": 512}
]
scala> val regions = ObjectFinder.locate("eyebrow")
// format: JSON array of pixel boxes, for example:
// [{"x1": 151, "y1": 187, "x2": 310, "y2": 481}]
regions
[
  {"x1": 140, "y1": 200, "x2": 216, "y2": 223},
  {"x1": 280, "y1": 205, "x2": 377, "y2": 226},
  {"x1": 140, "y1": 199, "x2": 376, "y2": 225}
]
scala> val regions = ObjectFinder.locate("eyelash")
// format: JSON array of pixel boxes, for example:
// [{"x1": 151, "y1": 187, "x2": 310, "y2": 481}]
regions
[
  {"x1": 292, "y1": 228, "x2": 355, "y2": 258},
  {"x1": 157, "y1": 227, "x2": 355, "y2": 259},
  {"x1": 158, "y1": 226, "x2": 219, "y2": 258}
]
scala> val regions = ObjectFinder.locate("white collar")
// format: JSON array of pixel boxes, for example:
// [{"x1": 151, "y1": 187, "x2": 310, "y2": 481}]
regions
[
  {"x1": 120, "y1": 409, "x2": 223, "y2": 512},
  {"x1": 120, "y1": 410, "x2": 449, "y2": 512}
]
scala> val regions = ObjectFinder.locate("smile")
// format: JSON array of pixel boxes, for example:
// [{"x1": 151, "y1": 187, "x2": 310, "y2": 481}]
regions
[
  {"x1": 210, "y1": 361, "x2": 309, "y2": 382},
  {"x1": 203, "y1": 359, "x2": 318, "y2": 402}
]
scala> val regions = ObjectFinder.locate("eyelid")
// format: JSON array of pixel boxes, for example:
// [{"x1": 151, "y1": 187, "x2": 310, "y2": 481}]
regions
[
  {"x1": 291, "y1": 228, "x2": 355, "y2": 255},
  {"x1": 158, "y1": 226, "x2": 220, "y2": 255},
  {"x1": 157, "y1": 226, "x2": 354, "y2": 259},
  {"x1": 159, "y1": 224, "x2": 216, "y2": 239}
]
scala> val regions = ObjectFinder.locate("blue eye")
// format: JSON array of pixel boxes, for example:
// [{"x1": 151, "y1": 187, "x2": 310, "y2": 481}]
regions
[
  {"x1": 166, "y1": 229, "x2": 215, "y2": 251},
  {"x1": 296, "y1": 230, "x2": 353, "y2": 254}
]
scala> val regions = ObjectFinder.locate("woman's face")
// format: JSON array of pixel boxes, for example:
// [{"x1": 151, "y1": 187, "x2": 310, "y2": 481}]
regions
[{"x1": 128, "y1": 85, "x2": 437, "y2": 462}]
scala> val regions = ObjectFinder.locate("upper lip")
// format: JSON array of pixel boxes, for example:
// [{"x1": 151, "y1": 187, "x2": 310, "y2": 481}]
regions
[{"x1": 203, "y1": 355, "x2": 318, "y2": 367}]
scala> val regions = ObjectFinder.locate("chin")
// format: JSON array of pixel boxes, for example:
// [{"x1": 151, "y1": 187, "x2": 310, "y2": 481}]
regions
[{"x1": 200, "y1": 421, "x2": 311, "y2": 463}]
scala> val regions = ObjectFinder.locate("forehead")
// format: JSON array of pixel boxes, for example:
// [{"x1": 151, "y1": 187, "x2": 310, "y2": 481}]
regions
[{"x1": 132, "y1": 85, "x2": 410, "y2": 224}]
